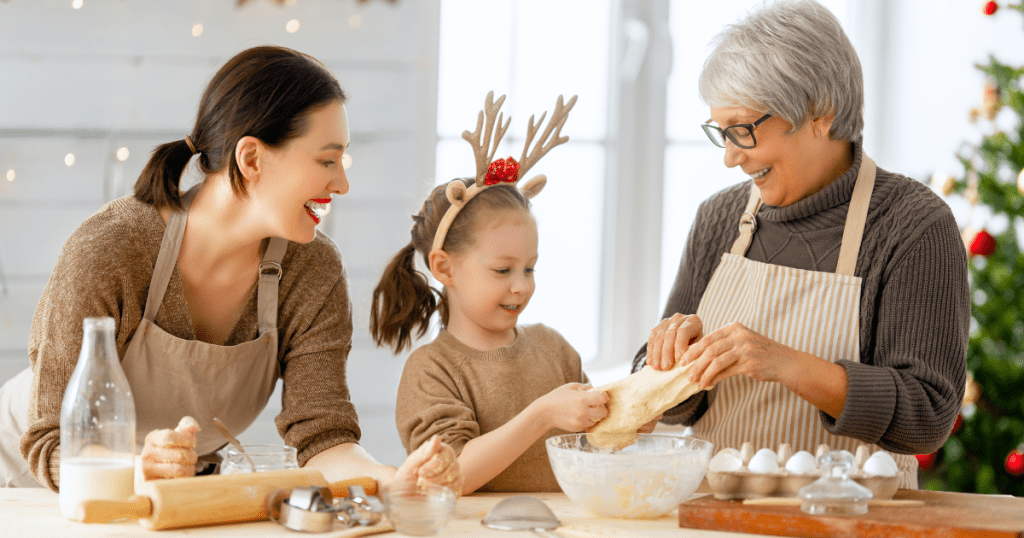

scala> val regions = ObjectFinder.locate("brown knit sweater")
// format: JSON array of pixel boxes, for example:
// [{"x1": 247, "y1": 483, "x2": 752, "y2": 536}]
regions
[
  {"x1": 634, "y1": 142, "x2": 969, "y2": 455},
  {"x1": 395, "y1": 324, "x2": 586, "y2": 492},
  {"x1": 22, "y1": 196, "x2": 361, "y2": 491}
]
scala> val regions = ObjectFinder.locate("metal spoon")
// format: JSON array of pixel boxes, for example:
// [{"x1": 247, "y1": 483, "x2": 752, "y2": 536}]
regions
[
  {"x1": 482, "y1": 495, "x2": 565, "y2": 537},
  {"x1": 212, "y1": 417, "x2": 256, "y2": 472}
]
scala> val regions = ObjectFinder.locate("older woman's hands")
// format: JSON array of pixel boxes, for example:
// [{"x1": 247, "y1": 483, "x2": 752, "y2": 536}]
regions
[
  {"x1": 680, "y1": 322, "x2": 798, "y2": 389},
  {"x1": 395, "y1": 435, "x2": 463, "y2": 494},
  {"x1": 646, "y1": 313, "x2": 704, "y2": 371},
  {"x1": 139, "y1": 416, "x2": 200, "y2": 480}
]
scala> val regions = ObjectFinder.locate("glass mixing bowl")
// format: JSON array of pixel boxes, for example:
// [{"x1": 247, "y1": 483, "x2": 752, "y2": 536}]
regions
[{"x1": 546, "y1": 433, "x2": 713, "y2": 519}]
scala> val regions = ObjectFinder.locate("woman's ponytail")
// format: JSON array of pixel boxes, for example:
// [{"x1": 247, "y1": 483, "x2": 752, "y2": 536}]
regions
[
  {"x1": 370, "y1": 242, "x2": 439, "y2": 354},
  {"x1": 133, "y1": 139, "x2": 195, "y2": 211}
]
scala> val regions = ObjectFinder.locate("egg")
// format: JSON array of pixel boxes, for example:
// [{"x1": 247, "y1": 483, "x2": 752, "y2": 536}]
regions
[
  {"x1": 785, "y1": 450, "x2": 818, "y2": 475},
  {"x1": 708, "y1": 451, "x2": 743, "y2": 472},
  {"x1": 747, "y1": 448, "x2": 780, "y2": 473},
  {"x1": 862, "y1": 451, "x2": 898, "y2": 477}
]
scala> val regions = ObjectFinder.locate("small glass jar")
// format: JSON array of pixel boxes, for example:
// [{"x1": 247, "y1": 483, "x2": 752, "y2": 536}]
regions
[
  {"x1": 220, "y1": 444, "x2": 298, "y2": 474},
  {"x1": 379, "y1": 480, "x2": 457, "y2": 536}
]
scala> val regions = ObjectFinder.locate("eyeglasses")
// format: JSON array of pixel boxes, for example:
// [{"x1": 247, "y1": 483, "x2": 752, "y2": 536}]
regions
[{"x1": 701, "y1": 114, "x2": 772, "y2": 149}]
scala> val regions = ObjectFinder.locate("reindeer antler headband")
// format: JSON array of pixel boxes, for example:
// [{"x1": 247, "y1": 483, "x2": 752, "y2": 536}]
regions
[{"x1": 431, "y1": 91, "x2": 577, "y2": 252}]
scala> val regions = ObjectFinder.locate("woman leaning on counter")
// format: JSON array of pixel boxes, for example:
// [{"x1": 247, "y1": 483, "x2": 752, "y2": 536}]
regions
[
  {"x1": 0, "y1": 45, "x2": 460, "y2": 492},
  {"x1": 640, "y1": 0, "x2": 969, "y2": 488}
]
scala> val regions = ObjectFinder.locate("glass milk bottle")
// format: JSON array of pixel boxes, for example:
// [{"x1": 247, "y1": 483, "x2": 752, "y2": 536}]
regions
[{"x1": 59, "y1": 317, "x2": 136, "y2": 519}]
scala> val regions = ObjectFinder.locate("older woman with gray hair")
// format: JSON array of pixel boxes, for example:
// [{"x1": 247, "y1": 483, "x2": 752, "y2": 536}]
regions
[{"x1": 638, "y1": 0, "x2": 968, "y2": 488}]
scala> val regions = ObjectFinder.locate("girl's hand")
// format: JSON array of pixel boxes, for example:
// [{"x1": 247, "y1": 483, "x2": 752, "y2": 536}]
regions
[
  {"x1": 681, "y1": 322, "x2": 798, "y2": 389},
  {"x1": 139, "y1": 416, "x2": 200, "y2": 480},
  {"x1": 646, "y1": 313, "x2": 703, "y2": 371},
  {"x1": 395, "y1": 436, "x2": 463, "y2": 494},
  {"x1": 534, "y1": 383, "x2": 609, "y2": 432}
]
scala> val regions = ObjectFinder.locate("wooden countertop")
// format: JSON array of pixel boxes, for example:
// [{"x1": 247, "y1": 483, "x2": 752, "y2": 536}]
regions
[{"x1": 0, "y1": 488, "x2": 774, "y2": 538}]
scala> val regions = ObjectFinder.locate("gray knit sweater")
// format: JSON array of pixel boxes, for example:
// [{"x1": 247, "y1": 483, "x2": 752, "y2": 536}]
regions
[{"x1": 633, "y1": 142, "x2": 969, "y2": 455}]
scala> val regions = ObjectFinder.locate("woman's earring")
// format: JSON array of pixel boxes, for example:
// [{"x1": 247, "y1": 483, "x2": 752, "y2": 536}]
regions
[{"x1": 816, "y1": 131, "x2": 822, "y2": 141}]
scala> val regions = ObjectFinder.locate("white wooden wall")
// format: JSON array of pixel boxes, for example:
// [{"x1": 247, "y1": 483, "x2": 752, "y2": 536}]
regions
[{"x1": 0, "y1": 0, "x2": 439, "y2": 467}]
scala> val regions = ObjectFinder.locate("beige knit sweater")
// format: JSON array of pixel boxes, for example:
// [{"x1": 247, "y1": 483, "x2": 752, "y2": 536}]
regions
[
  {"x1": 22, "y1": 195, "x2": 361, "y2": 491},
  {"x1": 395, "y1": 324, "x2": 586, "y2": 492}
]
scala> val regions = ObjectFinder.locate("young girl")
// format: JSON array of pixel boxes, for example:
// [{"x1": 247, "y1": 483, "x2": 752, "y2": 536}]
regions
[{"x1": 371, "y1": 93, "x2": 608, "y2": 494}]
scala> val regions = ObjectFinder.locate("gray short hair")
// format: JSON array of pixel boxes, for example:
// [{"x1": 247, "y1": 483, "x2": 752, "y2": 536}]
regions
[{"x1": 698, "y1": 0, "x2": 864, "y2": 142}]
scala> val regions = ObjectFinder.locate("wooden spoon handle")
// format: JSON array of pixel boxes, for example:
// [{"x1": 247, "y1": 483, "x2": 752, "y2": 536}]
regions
[{"x1": 75, "y1": 495, "x2": 153, "y2": 523}]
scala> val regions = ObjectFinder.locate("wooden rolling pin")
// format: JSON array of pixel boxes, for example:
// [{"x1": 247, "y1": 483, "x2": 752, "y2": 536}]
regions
[{"x1": 75, "y1": 468, "x2": 376, "y2": 530}]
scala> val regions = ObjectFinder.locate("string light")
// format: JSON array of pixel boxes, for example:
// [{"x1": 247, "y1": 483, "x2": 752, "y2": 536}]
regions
[
  {"x1": 348, "y1": 14, "x2": 363, "y2": 28},
  {"x1": 192, "y1": 23, "x2": 204, "y2": 37},
  {"x1": 286, "y1": 19, "x2": 300, "y2": 33},
  {"x1": 116, "y1": 147, "x2": 130, "y2": 162},
  {"x1": 65, "y1": 153, "x2": 75, "y2": 167},
  {"x1": 72, "y1": 0, "x2": 83, "y2": 9},
  {"x1": 342, "y1": 154, "x2": 353, "y2": 170},
  {"x1": 5, "y1": 169, "x2": 14, "y2": 182}
]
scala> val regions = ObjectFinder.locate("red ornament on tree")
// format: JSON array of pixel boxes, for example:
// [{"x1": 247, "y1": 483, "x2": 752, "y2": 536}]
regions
[
  {"x1": 1005, "y1": 450, "x2": 1024, "y2": 476},
  {"x1": 917, "y1": 452, "x2": 938, "y2": 470},
  {"x1": 951, "y1": 413, "x2": 964, "y2": 435},
  {"x1": 969, "y1": 229, "x2": 997, "y2": 256},
  {"x1": 983, "y1": 1, "x2": 999, "y2": 15}
]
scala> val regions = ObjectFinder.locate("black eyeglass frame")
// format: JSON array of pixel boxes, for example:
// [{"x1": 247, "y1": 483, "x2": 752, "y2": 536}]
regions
[{"x1": 701, "y1": 114, "x2": 772, "y2": 149}]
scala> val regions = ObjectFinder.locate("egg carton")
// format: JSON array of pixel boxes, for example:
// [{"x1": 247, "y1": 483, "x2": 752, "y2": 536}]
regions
[{"x1": 705, "y1": 442, "x2": 903, "y2": 500}]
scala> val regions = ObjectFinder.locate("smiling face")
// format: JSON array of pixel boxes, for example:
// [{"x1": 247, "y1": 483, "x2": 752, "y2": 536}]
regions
[
  {"x1": 256, "y1": 100, "x2": 350, "y2": 242},
  {"x1": 444, "y1": 209, "x2": 538, "y2": 349},
  {"x1": 709, "y1": 105, "x2": 843, "y2": 207}
]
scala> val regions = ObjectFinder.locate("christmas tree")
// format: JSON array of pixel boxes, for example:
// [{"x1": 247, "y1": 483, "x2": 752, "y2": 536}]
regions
[{"x1": 918, "y1": 0, "x2": 1024, "y2": 495}]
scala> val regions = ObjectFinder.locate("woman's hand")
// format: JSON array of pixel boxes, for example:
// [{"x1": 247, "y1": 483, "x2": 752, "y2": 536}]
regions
[
  {"x1": 681, "y1": 322, "x2": 798, "y2": 389},
  {"x1": 139, "y1": 416, "x2": 200, "y2": 480},
  {"x1": 395, "y1": 435, "x2": 463, "y2": 494},
  {"x1": 646, "y1": 313, "x2": 704, "y2": 371},
  {"x1": 532, "y1": 383, "x2": 609, "y2": 432}
]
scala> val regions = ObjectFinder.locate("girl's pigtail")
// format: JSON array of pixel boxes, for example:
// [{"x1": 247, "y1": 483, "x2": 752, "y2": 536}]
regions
[
  {"x1": 134, "y1": 139, "x2": 195, "y2": 211},
  {"x1": 370, "y1": 242, "x2": 438, "y2": 353}
]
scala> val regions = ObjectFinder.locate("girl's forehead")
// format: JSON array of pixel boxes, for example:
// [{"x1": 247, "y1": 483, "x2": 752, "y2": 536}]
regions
[{"x1": 469, "y1": 212, "x2": 538, "y2": 255}]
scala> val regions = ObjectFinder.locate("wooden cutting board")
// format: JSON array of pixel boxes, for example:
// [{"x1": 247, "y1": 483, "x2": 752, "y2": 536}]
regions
[{"x1": 678, "y1": 489, "x2": 1024, "y2": 538}]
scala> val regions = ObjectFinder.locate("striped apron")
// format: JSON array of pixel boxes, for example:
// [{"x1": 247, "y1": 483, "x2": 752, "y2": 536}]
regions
[{"x1": 690, "y1": 155, "x2": 918, "y2": 488}]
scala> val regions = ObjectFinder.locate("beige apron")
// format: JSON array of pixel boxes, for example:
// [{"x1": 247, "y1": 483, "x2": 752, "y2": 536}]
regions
[
  {"x1": 690, "y1": 155, "x2": 918, "y2": 488},
  {"x1": 0, "y1": 187, "x2": 285, "y2": 486},
  {"x1": 122, "y1": 186, "x2": 285, "y2": 457}
]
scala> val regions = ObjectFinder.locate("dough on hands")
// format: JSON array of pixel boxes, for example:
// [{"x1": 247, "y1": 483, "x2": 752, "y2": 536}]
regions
[
  {"x1": 587, "y1": 362, "x2": 703, "y2": 450},
  {"x1": 175, "y1": 416, "x2": 201, "y2": 433}
]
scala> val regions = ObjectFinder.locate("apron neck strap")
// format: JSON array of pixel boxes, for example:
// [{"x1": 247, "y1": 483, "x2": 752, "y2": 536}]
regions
[
  {"x1": 835, "y1": 154, "x2": 876, "y2": 276},
  {"x1": 143, "y1": 186, "x2": 199, "y2": 321},
  {"x1": 257, "y1": 238, "x2": 287, "y2": 334},
  {"x1": 730, "y1": 187, "x2": 763, "y2": 255},
  {"x1": 729, "y1": 153, "x2": 878, "y2": 277}
]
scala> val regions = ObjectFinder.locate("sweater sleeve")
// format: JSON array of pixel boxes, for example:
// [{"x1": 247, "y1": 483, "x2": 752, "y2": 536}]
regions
[
  {"x1": 21, "y1": 218, "x2": 136, "y2": 491},
  {"x1": 395, "y1": 351, "x2": 480, "y2": 456},
  {"x1": 823, "y1": 212, "x2": 969, "y2": 453},
  {"x1": 275, "y1": 263, "x2": 361, "y2": 467}
]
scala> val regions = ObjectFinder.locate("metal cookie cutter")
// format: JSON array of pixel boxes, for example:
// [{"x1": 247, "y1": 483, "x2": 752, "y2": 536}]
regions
[{"x1": 267, "y1": 485, "x2": 384, "y2": 532}]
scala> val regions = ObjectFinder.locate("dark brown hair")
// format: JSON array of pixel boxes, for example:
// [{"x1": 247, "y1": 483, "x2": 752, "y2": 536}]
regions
[
  {"x1": 370, "y1": 179, "x2": 532, "y2": 353},
  {"x1": 134, "y1": 46, "x2": 347, "y2": 210}
]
